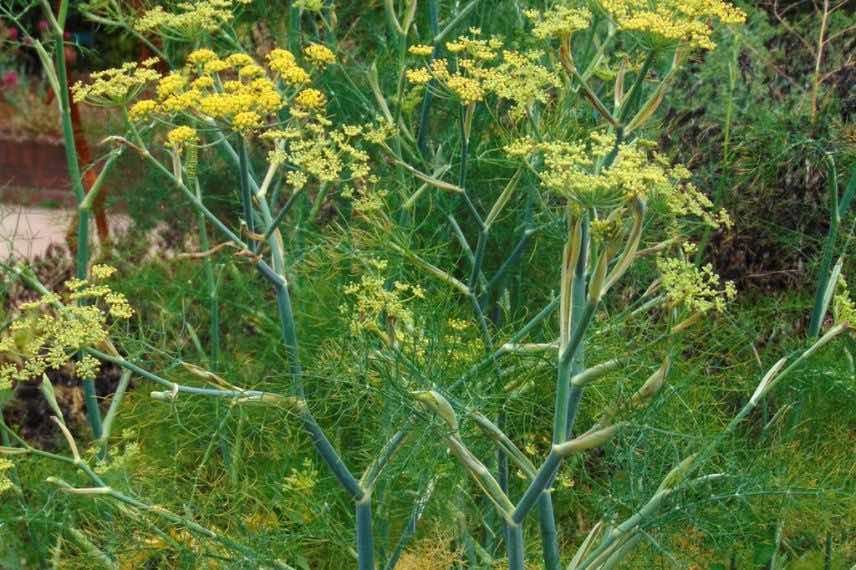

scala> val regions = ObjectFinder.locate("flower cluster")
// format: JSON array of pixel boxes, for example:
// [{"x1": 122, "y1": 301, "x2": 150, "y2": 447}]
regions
[
  {"x1": 0, "y1": 266, "x2": 132, "y2": 390},
  {"x1": 406, "y1": 29, "x2": 561, "y2": 115},
  {"x1": 119, "y1": 45, "x2": 343, "y2": 143},
  {"x1": 303, "y1": 43, "x2": 336, "y2": 67},
  {"x1": 341, "y1": 259, "x2": 425, "y2": 342},
  {"x1": 657, "y1": 256, "x2": 736, "y2": 314},
  {"x1": 599, "y1": 0, "x2": 746, "y2": 50},
  {"x1": 71, "y1": 58, "x2": 160, "y2": 107},
  {"x1": 505, "y1": 132, "x2": 730, "y2": 228},
  {"x1": 523, "y1": 5, "x2": 592, "y2": 39},
  {"x1": 166, "y1": 125, "x2": 199, "y2": 149},
  {"x1": 135, "y1": 0, "x2": 252, "y2": 37},
  {"x1": 76, "y1": 40, "x2": 375, "y2": 207}
]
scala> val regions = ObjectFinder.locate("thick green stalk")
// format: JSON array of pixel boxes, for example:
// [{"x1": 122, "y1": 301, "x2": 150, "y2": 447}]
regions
[
  {"x1": 356, "y1": 496, "x2": 375, "y2": 570},
  {"x1": 513, "y1": 450, "x2": 562, "y2": 524},
  {"x1": 553, "y1": 301, "x2": 596, "y2": 443},
  {"x1": 537, "y1": 493, "x2": 560, "y2": 570},
  {"x1": 52, "y1": 16, "x2": 102, "y2": 439},
  {"x1": 507, "y1": 523, "x2": 525, "y2": 570},
  {"x1": 195, "y1": 181, "x2": 220, "y2": 370},
  {"x1": 564, "y1": 220, "x2": 590, "y2": 437},
  {"x1": 213, "y1": 136, "x2": 374, "y2": 563}
]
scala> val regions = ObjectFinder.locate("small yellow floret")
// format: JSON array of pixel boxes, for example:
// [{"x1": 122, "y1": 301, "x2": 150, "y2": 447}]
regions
[
  {"x1": 233, "y1": 111, "x2": 263, "y2": 133},
  {"x1": 166, "y1": 126, "x2": 198, "y2": 149},
  {"x1": 129, "y1": 99, "x2": 158, "y2": 122},
  {"x1": 303, "y1": 43, "x2": 336, "y2": 67},
  {"x1": 294, "y1": 88, "x2": 327, "y2": 109},
  {"x1": 408, "y1": 44, "x2": 434, "y2": 56},
  {"x1": 187, "y1": 49, "x2": 218, "y2": 65}
]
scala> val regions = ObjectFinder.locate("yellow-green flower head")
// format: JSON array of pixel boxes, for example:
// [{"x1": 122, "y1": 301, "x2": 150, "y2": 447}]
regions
[
  {"x1": 204, "y1": 58, "x2": 231, "y2": 74},
  {"x1": 509, "y1": 131, "x2": 729, "y2": 228},
  {"x1": 444, "y1": 33, "x2": 499, "y2": 61},
  {"x1": 268, "y1": 49, "x2": 310, "y2": 85},
  {"x1": 599, "y1": 0, "x2": 745, "y2": 50},
  {"x1": 0, "y1": 274, "x2": 134, "y2": 389},
  {"x1": 128, "y1": 99, "x2": 158, "y2": 122},
  {"x1": 408, "y1": 44, "x2": 434, "y2": 56},
  {"x1": 191, "y1": 75, "x2": 215, "y2": 90},
  {"x1": 0, "y1": 459, "x2": 14, "y2": 495},
  {"x1": 71, "y1": 59, "x2": 161, "y2": 107},
  {"x1": 446, "y1": 75, "x2": 484, "y2": 104},
  {"x1": 91, "y1": 264, "x2": 118, "y2": 280},
  {"x1": 524, "y1": 6, "x2": 592, "y2": 39},
  {"x1": 233, "y1": 111, "x2": 263, "y2": 133},
  {"x1": 342, "y1": 261, "x2": 423, "y2": 340},
  {"x1": 480, "y1": 49, "x2": 561, "y2": 117},
  {"x1": 187, "y1": 48, "x2": 218, "y2": 66},
  {"x1": 239, "y1": 63, "x2": 266, "y2": 79},
  {"x1": 294, "y1": 88, "x2": 327, "y2": 110},
  {"x1": 157, "y1": 72, "x2": 188, "y2": 99},
  {"x1": 135, "y1": 0, "x2": 248, "y2": 37},
  {"x1": 303, "y1": 43, "x2": 336, "y2": 67},
  {"x1": 161, "y1": 89, "x2": 202, "y2": 113},
  {"x1": 657, "y1": 257, "x2": 735, "y2": 314},
  {"x1": 167, "y1": 126, "x2": 199, "y2": 149},
  {"x1": 225, "y1": 52, "x2": 255, "y2": 68},
  {"x1": 405, "y1": 68, "x2": 432, "y2": 85}
]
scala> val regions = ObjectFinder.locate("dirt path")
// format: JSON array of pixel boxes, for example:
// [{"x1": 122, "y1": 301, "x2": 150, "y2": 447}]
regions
[{"x1": 0, "y1": 205, "x2": 129, "y2": 259}]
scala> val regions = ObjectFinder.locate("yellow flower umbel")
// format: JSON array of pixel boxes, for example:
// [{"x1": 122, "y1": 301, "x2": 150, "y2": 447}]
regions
[
  {"x1": 71, "y1": 58, "x2": 160, "y2": 107},
  {"x1": 166, "y1": 126, "x2": 199, "y2": 150},
  {"x1": 405, "y1": 29, "x2": 501, "y2": 106},
  {"x1": 599, "y1": 0, "x2": 745, "y2": 50},
  {"x1": 657, "y1": 256, "x2": 736, "y2": 315},
  {"x1": 0, "y1": 267, "x2": 133, "y2": 390},
  {"x1": 341, "y1": 259, "x2": 425, "y2": 347},
  {"x1": 524, "y1": 5, "x2": 592, "y2": 39},
  {"x1": 506, "y1": 131, "x2": 730, "y2": 228},
  {"x1": 135, "y1": 0, "x2": 252, "y2": 38},
  {"x1": 303, "y1": 43, "x2": 336, "y2": 67},
  {"x1": 405, "y1": 32, "x2": 561, "y2": 119}
]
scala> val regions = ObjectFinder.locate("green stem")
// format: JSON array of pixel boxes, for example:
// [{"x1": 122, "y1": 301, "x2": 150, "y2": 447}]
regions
[
  {"x1": 506, "y1": 523, "x2": 526, "y2": 570},
  {"x1": 537, "y1": 493, "x2": 561, "y2": 570},
  {"x1": 356, "y1": 496, "x2": 375, "y2": 570},
  {"x1": 513, "y1": 450, "x2": 562, "y2": 524},
  {"x1": 554, "y1": 302, "x2": 596, "y2": 442},
  {"x1": 195, "y1": 180, "x2": 220, "y2": 370},
  {"x1": 52, "y1": 15, "x2": 103, "y2": 439},
  {"x1": 238, "y1": 137, "x2": 256, "y2": 248}
]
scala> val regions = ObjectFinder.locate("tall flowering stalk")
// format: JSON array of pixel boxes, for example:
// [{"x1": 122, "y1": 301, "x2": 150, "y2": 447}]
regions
[
  {"x1": 386, "y1": 2, "x2": 754, "y2": 568},
  {"x1": 72, "y1": 35, "x2": 408, "y2": 566},
  {"x1": 0, "y1": 0, "x2": 124, "y2": 439}
]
